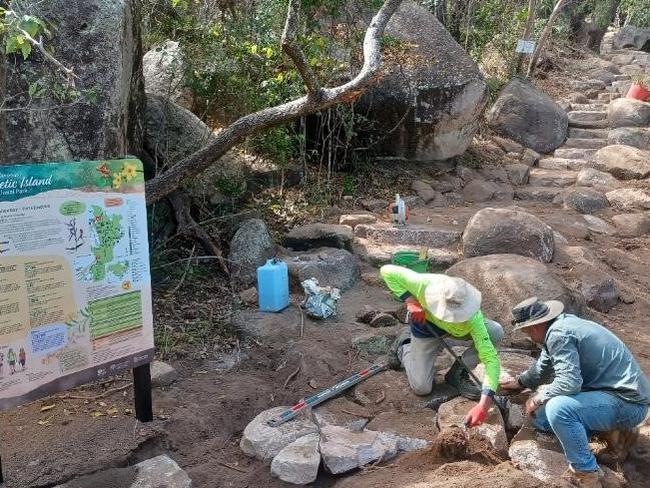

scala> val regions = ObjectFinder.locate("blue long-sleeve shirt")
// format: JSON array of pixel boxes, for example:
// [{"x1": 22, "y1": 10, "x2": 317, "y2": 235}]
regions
[{"x1": 519, "y1": 314, "x2": 650, "y2": 405}]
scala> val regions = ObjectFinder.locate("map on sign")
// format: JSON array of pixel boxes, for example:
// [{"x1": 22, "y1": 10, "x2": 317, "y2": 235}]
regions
[{"x1": 0, "y1": 159, "x2": 154, "y2": 411}]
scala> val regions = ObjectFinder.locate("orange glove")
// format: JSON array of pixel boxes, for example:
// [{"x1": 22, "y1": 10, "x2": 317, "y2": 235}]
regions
[
  {"x1": 464, "y1": 404, "x2": 488, "y2": 427},
  {"x1": 405, "y1": 297, "x2": 425, "y2": 324}
]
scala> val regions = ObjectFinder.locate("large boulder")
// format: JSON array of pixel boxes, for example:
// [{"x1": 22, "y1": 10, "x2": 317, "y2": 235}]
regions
[
  {"x1": 613, "y1": 25, "x2": 650, "y2": 50},
  {"x1": 462, "y1": 208, "x2": 555, "y2": 263},
  {"x1": 283, "y1": 247, "x2": 360, "y2": 291},
  {"x1": 509, "y1": 419, "x2": 568, "y2": 484},
  {"x1": 608, "y1": 127, "x2": 650, "y2": 150},
  {"x1": 355, "y1": 1, "x2": 488, "y2": 161},
  {"x1": 562, "y1": 188, "x2": 608, "y2": 214},
  {"x1": 447, "y1": 254, "x2": 583, "y2": 342},
  {"x1": 606, "y1": 188, "x2": 650, "y2": 210},
  {"x1": 594, "y1": 145, "x2": 650, "y2": 180},
  {"x1": 285, "y1": 224, "x2": 353, "y2": 251},
  {"x1": 143, "y1": 40, "x2": 193, "y2": 108},
  {"x1": 487, "y1": 79, "x2": 568, "y2": 153},
  {"x1": 608, "y1": 98, "x2": 650, "y2": 128},
  {"x1": 4, "y1": 0, "x2": 144, "y2": 162},
  {"x1": 228, "y1": 219, "x2": 276, "y2": 288}
]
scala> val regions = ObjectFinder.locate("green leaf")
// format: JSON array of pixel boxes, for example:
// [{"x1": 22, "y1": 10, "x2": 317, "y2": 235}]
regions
[
  {"x1": 28, "y1": 82, "x2": 39, "y2": 97},
  {"x1": 20, "y1": 41, "x2": 32, "y2": 60}
]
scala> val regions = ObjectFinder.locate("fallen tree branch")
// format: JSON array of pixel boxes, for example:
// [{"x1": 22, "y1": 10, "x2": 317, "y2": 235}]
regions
[
  {"x1": 283, "y1": 356, "x2": 303, "y2": 389},
  {"x1": 144, "y1": 0, "x2": 404, "y2": 204},
  {"x1": 56, "y1": 383, "x2": 133, "y2": 401}
]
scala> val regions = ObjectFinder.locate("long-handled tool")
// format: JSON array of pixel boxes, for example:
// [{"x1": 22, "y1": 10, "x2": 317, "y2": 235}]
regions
[{"x1": 267, "y1": 363, "x2": 387, "y2": 427}]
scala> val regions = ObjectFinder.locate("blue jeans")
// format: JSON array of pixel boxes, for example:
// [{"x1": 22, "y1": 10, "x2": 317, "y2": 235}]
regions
[{"x1": 534, "y1": 391, "x2": 649, "y2": 472}]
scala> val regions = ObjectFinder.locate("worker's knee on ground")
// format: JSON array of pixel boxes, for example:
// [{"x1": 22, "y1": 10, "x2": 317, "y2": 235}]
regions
[
  {"x1": 545, "y1": 396, "x2": 575, "y2": 426},
  {"x1": 485, "y1": 319, "x2": 504, "y2": 345}
]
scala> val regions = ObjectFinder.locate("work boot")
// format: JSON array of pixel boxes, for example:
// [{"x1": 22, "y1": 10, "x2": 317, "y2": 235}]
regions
[
  {"x1": 597, "y1": 428, "x2": 639, "y2": 465},
  {"x1": 380, "y1": 326, "x2": 410, "y2": 370},
  {"x1": 444, "y1": 360, "x2": 481, "y2": 401},
  {"x1": 562, "y1": 468, "x2": 603, "y2": 488}
]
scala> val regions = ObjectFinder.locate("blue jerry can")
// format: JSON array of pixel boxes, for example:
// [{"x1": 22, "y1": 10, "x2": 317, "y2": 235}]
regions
[{"x1": 257, "y1": 259, "x2": 289, "y2": 312}]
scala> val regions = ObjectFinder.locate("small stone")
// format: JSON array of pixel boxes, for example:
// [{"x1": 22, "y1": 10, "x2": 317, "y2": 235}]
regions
[
  {"x1": 361, "y1": 270, "x2": 383, "y2": 286},
  {"x1": 370, "y1": 313, "x2": 398, "y2": 328},
  {"x1": 356, "y1": 305, "x2": 378, "y2": 324},
  {"x1": 134, "y1": 455, "x2": 193, "y2": 488},
  {"x1": 493, "y1": 136, "x2": 524, "y2": 154},
  {"x1": 576, "y1": 168, "x2": 618, "y2": 189},
  {"x1": 240, "y1": 407, "x2": 319, "y2": 462},
  {"x1": 150, "y1": 361, "x2": 178, "y2": 388},
  {"x1": 411, "y1": 181, "x2": 436, "y2": 203},
  {"x1": 351, "y1": 332, "x2": 394, "y2": 355},
  {"x1": 271, "y1": 433, "x2": 320, "y2": 485},
  {"x1": 505, "y1": 164, "x2": 530, "y2": 186},
  {"x1": 457, "y1": 166, "x2": 479, "y2": 182},
  {"x1": 507, "y1": 402, "x2": 525, "y2": 432},
  {"x1": 361, "y1": 198, "x2": 389, "y2": 212},
  {"x1": 434, "y1": 175, "x2": 463, "y2": 193},
  {"x1": 521, "y1": 148, "x2": 541, "y2": 167},
  {"x1": 584, "y1": 215, "x2": 616, "y2": 235},
  {"x1": 339, "y1": 214, "x2": 377, "y2": 228},
  {"x1": 463, "y1": 179, "x2": 497, "y2": 202},
  {"x1": 563, "y1": 188, "x2": 608, "y2": 214},
  {"x1": 612, "y1": 213, "x2": 650, "y2": 237},
  {"x1": 239, "y1": 287, "x2": 258, "y2": 305}
]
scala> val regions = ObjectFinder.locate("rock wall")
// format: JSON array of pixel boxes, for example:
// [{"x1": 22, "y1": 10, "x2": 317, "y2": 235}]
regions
[
  {"x1": 354, "y1": 1, "x2": 488, "y2": 161},
  {"x1": 4, "y1": 0, "x2": 144, "y2": 163}
]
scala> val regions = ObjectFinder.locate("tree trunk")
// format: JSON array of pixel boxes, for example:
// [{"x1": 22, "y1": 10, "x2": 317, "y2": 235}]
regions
[
  {"x1": 527, "y1": 0, "x2": 569, "y2": 78},
  {"x1": 435, "y1": 0, "x2": 447, "y2": 24},
  {"x1": 516, "y1": 0, "x2": 537, "y2": 74}
]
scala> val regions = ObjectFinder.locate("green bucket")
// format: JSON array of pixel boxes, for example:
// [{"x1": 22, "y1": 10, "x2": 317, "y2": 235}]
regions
[{"x1": 391, "y1": 251, "x2": 429, "y2": 273}]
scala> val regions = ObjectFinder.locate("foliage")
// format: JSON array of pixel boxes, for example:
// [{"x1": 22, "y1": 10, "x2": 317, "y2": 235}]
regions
[
  {"x1": 620, "y1": 0, "x2": 650, "y2": 27},
  {"x1": 0, "y1": 7, "x2": 49, "y2": 60}
]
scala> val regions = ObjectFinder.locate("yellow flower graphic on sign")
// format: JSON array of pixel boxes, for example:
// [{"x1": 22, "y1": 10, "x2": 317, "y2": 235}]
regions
[
  {"x1": 112, "y1": 173, "x2": 122, "y2": 190},
  {"x1": 122, "y1": 162, "x2": 138, "y2": 182}
]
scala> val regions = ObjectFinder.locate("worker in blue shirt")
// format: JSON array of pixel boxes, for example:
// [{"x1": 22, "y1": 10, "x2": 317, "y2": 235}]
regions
[{"x1": 501, "y1": 297, "x2": 650, "y2": 488}]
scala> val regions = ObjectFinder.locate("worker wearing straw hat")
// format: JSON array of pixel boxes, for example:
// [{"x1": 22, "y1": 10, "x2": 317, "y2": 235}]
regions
[
  {"x1": 501, "y1": 297, "x2": 650, "y2": 488},
  {"x1": 380, "y1": 264, "x2": 503, "y2": 428}
]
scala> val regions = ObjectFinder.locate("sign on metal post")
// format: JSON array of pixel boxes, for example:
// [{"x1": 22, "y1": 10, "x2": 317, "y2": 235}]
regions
[
  {"x1": 0, "y1": 159, "x2": 155, "y2": 479},
  {"x1": 516, "y1": 39, "x2": 536, "y2": 54}
]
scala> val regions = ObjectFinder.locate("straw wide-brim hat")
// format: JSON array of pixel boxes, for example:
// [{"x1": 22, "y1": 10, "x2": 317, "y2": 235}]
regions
[
  {"x1": 424, "y1": 275, "x2": 482, "y2": 323},
  {"x1": 512, "y1": 297, "x2": 565, "y2": 331}
]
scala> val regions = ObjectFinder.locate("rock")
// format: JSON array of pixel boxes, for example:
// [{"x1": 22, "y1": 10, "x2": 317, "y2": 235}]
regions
[
  {"x1": 356, "y1": 2, "x2": 488, "y2": 161},
  {"x1": 283, "y1": 248, "x2": 359, "y2": 292},
  {"x1": 412, "y1": 181, "x2": 436, "y2": 203},
  {"x1": 208, "y1": 351, "x2": 249, "y2": 373},
  {"x1": 143, "y1": 40, "x2": 193, "y2": 107},
  {"x1": 228, "y1": 219, "x2": 275, "y2": 288},
  {"x1": 354, "y1": 223, "x2": 461, "y2": 247},
  {"x1": 572, "y1": 264, "x2": 619, "y2": 312},
  {"x1": 613, "y1": 25, "x2": 650, "y2": 50},
  {"x1": 428, "y1": 191, "x2": 449, "y2": 207},
  {"x1": 576, "y1": 168, "x2": 619, "y2": 189},
  {"x1": 352, "y1": 238, "x2": 460, "y2": 269},
  {"x1": 462, "y1": 207, "x2": 555, "y2": 263},
  {"x1": 271, "y1": 433, "x2": 320, "y2": 485},
  {"x1": 515, "y1": 187, "x2": 564, "y2": 203},
  {"x1": 434, "y1": 175, "x2": 464, "y2": 193},
  {"x1": 608, "y1": 127, "x2": 650, "y2": 149},
  {"x1": 528, "y1": 169, "x2": 577, "y2": 187},
  {"x1": 437, "y1": 397, "x2": 508, "y2": 454},
  {"x1": 594, "y1": 145, "x2": 650, "y2": 180},
  {"x1": 487, "y1": 78, "x2": 569, "y2": 153},
  {"x1": 520, "y1": 148, "x2": 541, "y2": 167},
  {"x1": 588, "y1": 68, "x2": 616, "y2": 85},
  {"x1": 366, "y1": 410, "x2": 438, "y2": 451},
  {"x1": 506, "y1": 402, "x2": 526, "y2": 432},
  {"x1": 479, "y1": 168, "x2": 509, "y2": 184},
  {"x1": 612, "y1": 213, "x2": 650, "y2": 237},
  {"x1": 583, "y1": 215, "x2": 617, "y2": 235},
  {"x1": 370, "y1": 313, "x2": 399, "y2": 328},
  {"x1": 448, "y1": 254, "x2": 582, "y2": 341},
  {"x1": 4, "y1": 0, "x2": 144, "y2": 162},
  {"x1": 567, "y1": 92, "x2": 589, "y2": 104},
  {"x1": 505, "y1": 164, "x2": 530, "y2": 186},
  {"x1": 285, "y1": 224, "x2": 353, "y2": 252},
  {"x1": 360, "y1": 198, "x2": 389, "y2": 212},
  {"x1": 608, "y1": 98, "x2": 650, "y2": 128},
  {"x1": 457, "y1": 165, "x2": 480, "y2": 182},
  {"x1": 492, "y1": 136, "x2": 523, "y2": 154},
  {"x1": 403, "y1": 195, "x2": 425, "y2": 208},
  {"x1": 150, "y1": 361, "x2": 178, "y2": 388},
  {"x1": 473, "y1": 352, "x2": 535, "y2": 385},
  {"x1": 563, "y1": 188, "x2": 608, "y2": 214},
  {"x1": 463, "y1": 179, "x2": 497, "y2": 202},
  {"x1": 339, "y1": 214, "x2": 377, "y2": 228},
  {"x1": 606, "y1": 188, "x2": 650, "y2": 210},
  {"x1": 133, "y1": 455, "x2": 194, "y2": 488},
  {"x1": 319, "y1": 425, "x2": 399, "y2": 474},
  {"x1": 240, "y1": 407, "x2": 319, "y2": 462},
  {"x1": 352, "y1": 331, "x2": 395, "y2": 355},
  {"x1": 312, "y1": 397, "x2": 372, "y2": 431},
  {"x1": 509, "y1": 419, "x2": 568, "y2": 484},
  {"x1": 239, "y1": 287, "x2": 258, "y2": 305},
  {"x1": 553, "y1": 231, "x2": 568, "y2": 245},
  {"x1": 356, "y1": 305, "x2": 379, "y2": 324}
]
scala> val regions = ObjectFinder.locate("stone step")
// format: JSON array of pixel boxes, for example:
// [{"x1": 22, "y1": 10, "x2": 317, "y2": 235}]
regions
[
  {"x1": 353, "y1": 223, "x2": 461, "y2": 247},
  {"x1": 597, "y1": 92, "x2": 620, "y2": 102},
  {"x1": 568, "y1": 128, "x2": 609, "y2": 139},
  {"x1": 563, "y1": 138, "x2": 608, "y2": 150},
  {"x1": 570, "y1": 103, "x2": 608, "y2": 112},
  {"x1": 528, "y1": 168, "x2": 577, "y2": 187},
  {"x1": 569, "y1": 79, "x2": 606, "y2": 91},
  {"x1": 567, "y1": 111, "x2": 607, "y2": 122},
  {"x1": 553, "y1": 147, "x2": 598, "y2": 160},
  {"x1": 612, "y1": 80, "x2": 632, "y2": 94},
  {"x1": 538, "y1": 158, "x2": 591, "y2": 171},
  {"x1": 613, "y1": 74, "x2": 631, "y2": 81},
  {"x1": 352, "y1": 238, "x2": 460, "y2": 270},
  {"x1": 620, "y1": 65, "x2": 646, "y2": 75},
  {"x1": 514, "y1": 186, "x2": 563, "y2": 203},
  {"x1": 568, "y1": 116, "x2": 609, "y2": 130}
]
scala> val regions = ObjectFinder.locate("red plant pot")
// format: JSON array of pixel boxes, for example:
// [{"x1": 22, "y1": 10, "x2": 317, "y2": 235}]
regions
[{"x1": 627, "y1": 84, "x2": 650, "y2": 102}]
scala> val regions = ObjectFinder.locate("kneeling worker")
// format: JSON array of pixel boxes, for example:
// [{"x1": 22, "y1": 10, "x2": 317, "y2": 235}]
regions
[
  {"x1": 380, "y1": 264, "x2": 503, "y2": 427},
  {"x1": 501, "y1": 297, "x2": 650, "y2": 488}
]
